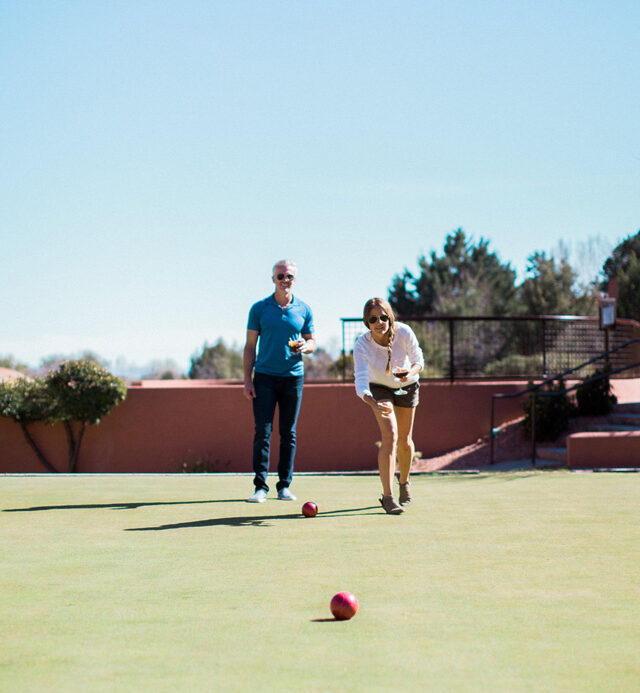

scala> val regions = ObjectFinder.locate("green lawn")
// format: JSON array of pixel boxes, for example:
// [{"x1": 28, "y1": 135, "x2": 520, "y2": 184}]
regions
[{"x1": 2, "y1": 472, "x2": 639, "y2": 692}]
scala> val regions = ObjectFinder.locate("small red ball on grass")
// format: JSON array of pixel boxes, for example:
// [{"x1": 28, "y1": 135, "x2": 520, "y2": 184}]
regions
[
  {"x1": 302, "y1": 501, "x2": 318, "y2": 517},
  {"x1": 330, "y1": 591, "x2": 359, "y2": 620}
]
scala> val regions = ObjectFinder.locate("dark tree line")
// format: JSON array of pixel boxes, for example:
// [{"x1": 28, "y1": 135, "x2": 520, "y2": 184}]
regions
[{"x1": 388, "y1": 228, "x2": 617, "y2": 319}]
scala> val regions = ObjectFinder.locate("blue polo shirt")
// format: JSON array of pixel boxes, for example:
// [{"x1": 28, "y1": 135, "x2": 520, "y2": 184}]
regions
[{"x1": 247, "y1": 295, "x2": 315, "y2": 377}]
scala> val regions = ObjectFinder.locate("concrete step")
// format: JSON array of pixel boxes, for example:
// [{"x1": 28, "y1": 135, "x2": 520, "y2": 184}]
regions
[
  {"x1": 607, "y1": 413, "x2": 640, "y2": 427},
  {"x1": 589, "y1": 423, "x2": 640, "y2": 433},
  {"x1": 567, "y1": 431, "x2": 640, "y2": 469},
  {"x1": 613, "y1": 403, "x2": 640, "y2": 414},
  {"x1": 536, "y1": 446, "x2": 567, "y2": 463}
]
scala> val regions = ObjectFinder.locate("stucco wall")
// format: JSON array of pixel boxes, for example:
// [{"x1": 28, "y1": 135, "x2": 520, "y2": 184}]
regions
[
  {"x1": 0, "y1": 381, "x2": 534, "y2": 474},
  {"x1": 567, "y1": 431, "x2": 640, "y2": 469}
]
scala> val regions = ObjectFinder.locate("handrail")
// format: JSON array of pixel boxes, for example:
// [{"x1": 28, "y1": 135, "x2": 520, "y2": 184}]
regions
[
  {"x1": 529, "y1": 359, "x2": 640, "y2": 466},
  {"x1": 489, "y1": 338, "x2": 640, "y2": 464}
]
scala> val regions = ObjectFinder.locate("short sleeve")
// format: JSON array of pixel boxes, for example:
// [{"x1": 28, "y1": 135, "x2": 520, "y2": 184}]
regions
[{"x1": 247, "y1": 301, "x2": 262, "y2": 332}]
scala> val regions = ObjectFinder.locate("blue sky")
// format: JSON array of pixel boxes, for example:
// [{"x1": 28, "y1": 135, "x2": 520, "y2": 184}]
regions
[{"x1": 2, "y1": 0, "x2": 638, "y2": 373}]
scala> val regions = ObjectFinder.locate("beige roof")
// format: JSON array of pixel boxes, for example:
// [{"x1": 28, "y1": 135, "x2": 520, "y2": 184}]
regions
[{"x1": 0, "y1": 367, "x2": 31, "y2": 382}]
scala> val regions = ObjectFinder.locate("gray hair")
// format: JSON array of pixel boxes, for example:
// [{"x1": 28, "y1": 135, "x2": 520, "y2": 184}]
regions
[{"x1": 272, "y1": 259, "x2": 297, "y2": 275}]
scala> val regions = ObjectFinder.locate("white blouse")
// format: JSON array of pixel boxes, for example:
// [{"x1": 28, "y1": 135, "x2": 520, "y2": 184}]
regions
[{"x1": 353, "y1": 322, "x2": 424, "y2": 400}]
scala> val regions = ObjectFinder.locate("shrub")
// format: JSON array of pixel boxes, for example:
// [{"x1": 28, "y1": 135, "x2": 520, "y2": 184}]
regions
[
  {"x1": 575, "y1": 364, "x2": 617, "y2": 416},
  {"x1": 44, "y1": 360, "x2": 127, "y2": 425},
  {"x1": 0, "y1": 360, "x2": 126, "y2": 472},
  {"x1": 521, "y1": 377, "x2": 574, "y2": 442},
  {"x1": 0, "y1": 377, "x2": 53, "y2": 422}
]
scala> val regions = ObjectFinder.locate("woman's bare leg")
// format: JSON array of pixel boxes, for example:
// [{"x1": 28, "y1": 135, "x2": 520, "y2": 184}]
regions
[
  {"x1": 394, "y1": 406, "x2": 416, "y2": 484},
  {"x1": 372, "y1": 401, "x2": 397, "y2": 496}
]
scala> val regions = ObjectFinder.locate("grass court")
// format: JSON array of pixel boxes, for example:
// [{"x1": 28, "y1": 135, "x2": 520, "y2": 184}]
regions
[{"x1": 2, "y1": 472, "x2": 639, "y2": 691}]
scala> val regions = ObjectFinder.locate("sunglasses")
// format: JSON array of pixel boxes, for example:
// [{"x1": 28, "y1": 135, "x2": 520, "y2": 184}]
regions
[
  {"x1": 368, "y1": 314, "x2": 390, "y2": 325},
  {"x1": 276, "y1": 273, "x2": 295, "y2": 281}
]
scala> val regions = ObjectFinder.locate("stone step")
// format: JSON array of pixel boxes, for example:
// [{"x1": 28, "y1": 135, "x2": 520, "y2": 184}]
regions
[
  {"x1": 607, "y1": 413, "x2": 640, "y2": 427},
  {"x1": 590, "y1": 423, "x2": 640, "y2": 433},
  {"x1": 536, "y1": 446, "x2": 567, "y2": 463},
  {"x1": 613, "y1": 403, "x2": 640, "y2": 414},
  {"x1": 567, "y1": 431, "x2": 640, "y2": 469}
]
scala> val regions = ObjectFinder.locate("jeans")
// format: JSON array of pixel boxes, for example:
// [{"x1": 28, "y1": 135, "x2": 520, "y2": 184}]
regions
[{"x1": 252, "y1": 372, "x2": 304, "y2": 492}]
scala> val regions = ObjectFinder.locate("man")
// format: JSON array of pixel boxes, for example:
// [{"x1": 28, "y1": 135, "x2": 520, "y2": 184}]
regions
[{"x1": 243, "y1": 260, "x2": 316, "y2": 502}]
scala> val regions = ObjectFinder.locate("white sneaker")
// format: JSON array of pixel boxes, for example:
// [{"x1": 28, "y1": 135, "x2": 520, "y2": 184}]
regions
[
  {"x1": 247, "y1": 489, "x2": 267, "y2": 503},
  {"x1": 277, "y1": 488, "x2": 296, "y2": 501}
]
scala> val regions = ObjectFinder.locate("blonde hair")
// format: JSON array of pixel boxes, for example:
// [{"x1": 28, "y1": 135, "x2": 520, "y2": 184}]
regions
[{"x1": 363, "y1": 298, "x2": 397, "y2": 375}]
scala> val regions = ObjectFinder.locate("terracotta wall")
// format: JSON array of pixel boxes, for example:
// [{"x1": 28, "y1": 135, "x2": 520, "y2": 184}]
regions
[
  {"x1": 0, "y1": 381, "x2": 532, "y2": 474},
  {"x1": 567, "y1": 431, "x2": 640, "y2": 469}
]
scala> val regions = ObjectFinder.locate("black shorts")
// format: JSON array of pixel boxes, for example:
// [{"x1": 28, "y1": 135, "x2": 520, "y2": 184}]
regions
[{"x1": 369, "y1": 381, "x2": 419, "y2": 408}]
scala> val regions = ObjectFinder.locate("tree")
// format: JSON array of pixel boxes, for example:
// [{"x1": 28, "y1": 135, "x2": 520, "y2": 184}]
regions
[
  {"x1": 616, "y1": 250, "x2": 640, "y2": 321},
  {"x1": 519, "y1": 251, "x2": 580, "y2": 316},
  {"x1": 38, "y1": 351, "x2": 109, "y2": 376},
  {"x1": 389, "y1": 229, "x2": 519, "y2": 316},
  {"x1": 0, "y1": 377, "x2": 58, "y2": 472},
  {"x1": 602, "y1": 230, "x2": 640, "y2": 284},
  {"x1": 45, "y1": 361, "x2": 128, "y2": 472},
  {"x1": 602, "y1": 230, "x2": 640, "y2": 321},
  {"x1": 189, "y1": 340, "x2": 243, "y2": 379},
  {"x1": 0, "y1": 360, "x2": 127, "y2": 472},
  {"x1": 388, "y1": 230, "x2": 521, "y2": 375},
  {"x1": 141, "y1": 359, "x2": 185, "y2": 380},
  {"x1": 0, "y1": 356, "x2": 32, "y2": 375},
  {"x1": 303, "y1": 347, "x2": 341, "y2": 379}
]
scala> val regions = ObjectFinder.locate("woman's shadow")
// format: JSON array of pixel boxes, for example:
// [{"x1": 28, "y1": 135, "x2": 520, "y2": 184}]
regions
[{"x1": 125, "y1": 505, "x2": 380, "y2": 531}]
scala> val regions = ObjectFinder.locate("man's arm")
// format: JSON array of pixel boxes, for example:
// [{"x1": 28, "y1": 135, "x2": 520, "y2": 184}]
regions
[{"x1": 243, "y1": 329, "x2": 259, "y2": 399}]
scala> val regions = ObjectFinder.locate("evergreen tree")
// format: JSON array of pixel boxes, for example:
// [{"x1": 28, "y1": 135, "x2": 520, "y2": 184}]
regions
[
  {"x1": 389, "y1": 229, "x2": 519, "y2": 316},
  {"x1": 601, "y1": 230, "x2": 640, "y2": 321},
  {"x1": 189, "y1": 339, "x2": 243, "y2": 379},
  {"x1": 602, "y1": 230, "x2": 640, "y2": 284},
  {"x1": 519, "y1": 251, "x2": 579, "y2": 315},
  {"x1": 616, "y1": 250, "x2": 640, "y2": 321}
]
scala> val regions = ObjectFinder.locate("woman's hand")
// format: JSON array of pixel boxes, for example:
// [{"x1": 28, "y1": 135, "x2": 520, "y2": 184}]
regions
[
  {"x1": 365, "y1": 395, "x2": 393, "y2": 418},
  {"x1": 398, "y1": 364, "x2": 422, "y2": 381}
]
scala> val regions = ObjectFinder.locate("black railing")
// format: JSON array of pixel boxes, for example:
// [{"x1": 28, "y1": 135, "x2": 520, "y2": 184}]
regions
[
  {"x1": 488, "y1": 338, "x2": 640, "y2": 465},
  {"x1": 528, "y1": 360, "x2": 640, "y2": 466},
  {"x1": 341, "y1": 315, "x2": 640, "y2": 382}
]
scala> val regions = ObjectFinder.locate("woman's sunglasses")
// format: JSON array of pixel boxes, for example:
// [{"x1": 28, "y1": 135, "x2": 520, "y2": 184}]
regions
[
  {"x1": 368, "y1": 315, "x2": 390, "y2": 324},
  {"x1": 277, "y1": 273, "x2": 295, "y2": 280}
]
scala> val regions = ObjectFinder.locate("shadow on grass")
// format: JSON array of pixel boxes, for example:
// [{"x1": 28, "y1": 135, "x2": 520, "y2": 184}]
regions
[
  {"x1": 3, "y1": 499, "x2": 242, "y2": 513},
  {"x1": 125, "y1": 506, "x2": 380, "y2": 531},
  {"x1": 310, "y1": 618, "x2": 341, "y2": 623}
]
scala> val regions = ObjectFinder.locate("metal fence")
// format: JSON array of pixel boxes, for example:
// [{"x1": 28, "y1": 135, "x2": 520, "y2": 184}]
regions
[{"x1": 340, "y1": 315, "x2": 640, "y2": 382}]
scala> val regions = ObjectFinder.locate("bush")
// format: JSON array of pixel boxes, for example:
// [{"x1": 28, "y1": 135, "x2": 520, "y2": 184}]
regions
[
  {"x1": 0, "y1": 360, "x2": 126, "y2": 472},
  {"x1": 0, "y1": 377, "x2": 53, "y2": 422},
  {"x1": 521, "y1": 377, "x2": 574, "y2": 442},
  {"x1": 575, "y1": 364, "x2": 617, "y2": 416},
  {"x1": 44, "y1": 360, "x2": 127, "y2": 425}
]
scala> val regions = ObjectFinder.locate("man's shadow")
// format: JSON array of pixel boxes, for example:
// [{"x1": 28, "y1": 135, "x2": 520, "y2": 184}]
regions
[
  {"x1": 3, "y1": 499, "x2": 239, "y2": 513},
  {"x1": 125, "y1": 506, "x2": 380, "y2": 531}
]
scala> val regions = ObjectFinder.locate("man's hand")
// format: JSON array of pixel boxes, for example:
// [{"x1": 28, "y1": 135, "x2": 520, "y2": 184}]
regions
[
  {"x1": 289, "y1": 338, "x2": 306, "y2": 354},
  {"x1": 243, "y1": 381, "x2": 256, "y2": 400}
]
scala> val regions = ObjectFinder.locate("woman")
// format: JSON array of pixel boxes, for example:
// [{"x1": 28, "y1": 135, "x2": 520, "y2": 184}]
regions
[{"x1": 353, "y1": 298, "x2": 424, "y2": 514}]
